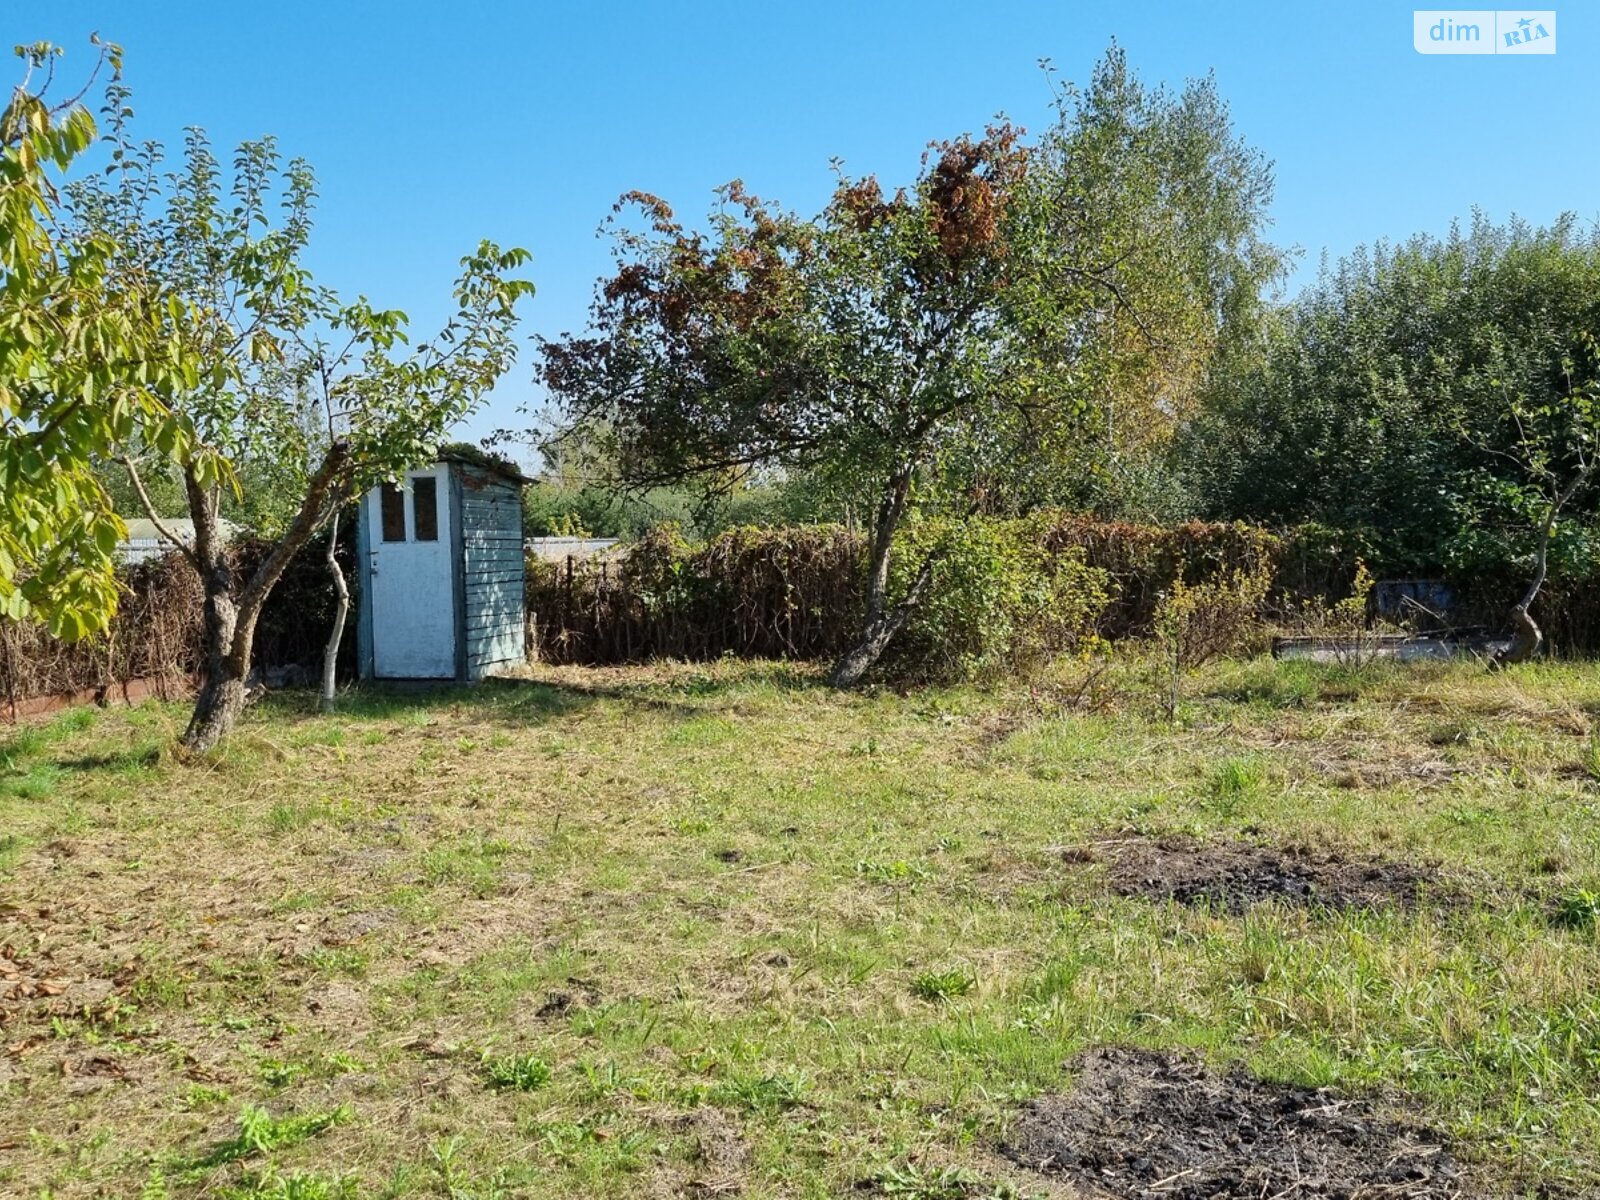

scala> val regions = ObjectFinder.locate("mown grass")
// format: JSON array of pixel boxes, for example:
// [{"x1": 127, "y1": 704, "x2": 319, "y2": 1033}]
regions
[{"x1": 0, "y1": 655, "x2": 1598, "y2": 1197}]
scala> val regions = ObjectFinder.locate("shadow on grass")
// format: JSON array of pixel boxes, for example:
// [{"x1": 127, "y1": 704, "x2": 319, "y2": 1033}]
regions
[
  {"x1": 524, "y1": 659, "x2": 826, "y2": 701},
  {"x1": 252, "y1": 678, "x2": 599, "y2": 727},
  {"x1": 54, "y1": 745, "x2": 163, "y2": 773},
  {"x1": 291, "y1": 660, "x2": 830, "y2": 725},
  {"x1": 7, "y1": 661, "x2": 834, "y2": 774}
]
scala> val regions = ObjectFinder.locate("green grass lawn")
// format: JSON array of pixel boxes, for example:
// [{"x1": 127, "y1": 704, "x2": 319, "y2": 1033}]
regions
[{"x1": 2, "y1": 655, "x2": 1599, "y2": 1198}]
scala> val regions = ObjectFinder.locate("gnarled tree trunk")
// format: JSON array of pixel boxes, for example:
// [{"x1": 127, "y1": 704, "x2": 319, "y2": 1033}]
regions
[
  {"x1": 828, "y1": 467, "x2": 940, "y2": 688},
  {"x1": 1494, "y1": 604, "x2": 1542, "y2": 667},
  {"x1": 173, "y1": 443, "x2": 352, "y2": 750}
]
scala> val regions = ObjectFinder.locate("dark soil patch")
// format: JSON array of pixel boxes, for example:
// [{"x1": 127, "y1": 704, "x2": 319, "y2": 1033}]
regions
[
  {"x1": 1066, "y1": 835, "x2": 1450, "y2": 914},
  {"x1": 1004, "y1": 1046, "x2": 1478, "y2": 1199},
  {"x1": 536, "y1": 976, "x2": 602, "y2": 1019}
]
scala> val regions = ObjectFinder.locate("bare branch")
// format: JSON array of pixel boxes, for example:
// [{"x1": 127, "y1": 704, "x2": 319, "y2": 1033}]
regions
[{"x1": 120, "y1": 454, "x2": 200, "y2": 570}]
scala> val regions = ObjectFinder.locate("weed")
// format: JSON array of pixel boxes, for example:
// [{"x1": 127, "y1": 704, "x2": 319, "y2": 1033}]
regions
[
  {"x1": 429, "y1": 1136, "x2": 518, "y2": 1199},
  {"x1": 54, "y1": 708, "x2": 98, "y2": 734},
  {"x1": 302, "y1": 946, "x2": 369, "y2": 977},
  {"x1": 482, "y1": 1052, "x2": 552, "y2": 1092},
  {"x1": 183, "y1": 1084, "x2": 232, "y2": 1110},
  {"x1": 1553, "y1": 887, "x2": 1600, "y2": 931},
  {"x1": 222, "y1": 1169, "x2": 359, "y2": 1199},
  {"x1": 709, "y1": 1071, "x2": 808, "y2": 1113},
  {"x1": 424, "y1": 834, "x2": 515, "y2": 896},
  {"x1": 1582, "y1": 731, "x2": 1600, "y2": 782},
  {"x1": 0, "y1": 763, "x2": 63, "y2": 800},
  {"x1": 1206, "y1": 756, "x2": 1264, "y2": 816},
  {"x1": 530, "y1": 1119, "x2": 652, "y2": 1172},
  {"x1": 267, "y1": 800, "x2": 329, "y2": 833},
  {"x1": 575, "y1": 1057, "x2": 650, "y2": 1099},
  {"x1": 859, "y1": 857, "x2": 932, "y2": 887},
  {"x1": 869, "y1": 1161, "x2": 1020, "y2": 1199},
  {"x1": 258, "y1": 1058, "x2": 303, "y2": 1088},
  {"x1": 912, "y1": 969, "x2": 976, "y2": 1002},
  {"x1": 190, "y1": 1104, "x2": 351, "y2": 1169},
  {"x1": 1444, "y1": 803, "x2": 1503, "y2": 829},
  {"x1": 0, "y1": 727, "x2": 46, "y2": 767}
]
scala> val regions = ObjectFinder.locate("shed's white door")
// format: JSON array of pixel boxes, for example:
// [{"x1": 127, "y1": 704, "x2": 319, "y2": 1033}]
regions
[{"x1": 368, "y1": 469, "x2": 456, "y2": 678}]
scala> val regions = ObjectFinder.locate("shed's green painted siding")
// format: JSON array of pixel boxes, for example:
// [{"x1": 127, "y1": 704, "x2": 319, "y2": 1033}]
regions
[{"x1": 458, "y1": 467, "x2": 526, "y2": 680}]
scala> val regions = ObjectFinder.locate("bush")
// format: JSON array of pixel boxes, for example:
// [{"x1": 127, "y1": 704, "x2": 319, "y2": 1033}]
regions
[
  {"x1": 1282, "y1": 560, "x2": 1398, "y2": 666},
  {"x1": 887, "y1": 514, "x2": 1110, "y2": 681},
  {"x1": 1154, "y1": 560, "x2": 1274, "y2": 719}
]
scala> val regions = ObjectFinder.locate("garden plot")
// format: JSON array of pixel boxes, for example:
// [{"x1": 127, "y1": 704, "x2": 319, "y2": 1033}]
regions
[
  {"x1": 1060, "y1": 834, "x2": 1459, "y2": 913},
  {"x1": 1004, "y1": 1046, "x2": 1477, "y2": 1199}
]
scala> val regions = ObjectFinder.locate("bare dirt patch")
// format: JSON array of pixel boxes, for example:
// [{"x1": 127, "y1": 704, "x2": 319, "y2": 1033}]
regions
[
  {"x1": 680, "y1": 1106, "x2": 752, "y2": 1193},
  {"x1": 1003, "y1": 1046, "x2": 1478, "y2": 1199},
  {"x1": 1062, "y1": 835, "x2": 1451, "y2": 913}
]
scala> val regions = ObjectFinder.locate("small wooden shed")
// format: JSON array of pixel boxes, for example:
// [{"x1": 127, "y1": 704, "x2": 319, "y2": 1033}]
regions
[{"x1": 355, "y1": 453, "x2": 529, "y2": 681}]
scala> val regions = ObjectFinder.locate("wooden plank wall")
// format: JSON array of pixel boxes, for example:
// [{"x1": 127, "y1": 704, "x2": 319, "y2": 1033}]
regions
[{"x1": 458, "y1": 469, "x2": 526, "y2": 679}]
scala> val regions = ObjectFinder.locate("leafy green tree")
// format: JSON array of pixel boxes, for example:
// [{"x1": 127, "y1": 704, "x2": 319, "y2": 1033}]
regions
[
  {"x1": 542, "y1": 48, "x2": 1277, "y2": 685},
  {"x1": 1187, "y1": 213, "x2": 1600, "y2": 582},
  {"x1": 69, "y1": 89, "x2": 533, "y2": 748},
  {"x1": 1, "y1": 39, "x2": 216, "y2": 639}
]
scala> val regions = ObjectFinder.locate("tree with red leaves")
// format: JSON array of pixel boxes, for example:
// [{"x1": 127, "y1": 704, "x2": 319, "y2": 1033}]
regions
[{"x1": 541, "y1": 47, "x2": 1278, "y2": 686}]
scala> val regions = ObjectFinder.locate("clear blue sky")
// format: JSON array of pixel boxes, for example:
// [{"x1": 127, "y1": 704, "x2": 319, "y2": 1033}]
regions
[{"x1": 23, "y1": 2, "x2": 1600, "y2": 456}]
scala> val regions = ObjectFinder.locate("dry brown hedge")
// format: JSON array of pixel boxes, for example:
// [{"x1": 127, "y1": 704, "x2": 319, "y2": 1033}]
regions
[
  {"x1": 0, "y1": 553, "x2": 205, "y2": 713},
  {"x1": 527, "y1": 514, "x2": 1320, "y2": 667},
  {"x1": 527, "y1": 524, "x2": 864, "y2": 666},
  {"x1": 1, "y1": 529, "x2": 356, "y2": 717}
]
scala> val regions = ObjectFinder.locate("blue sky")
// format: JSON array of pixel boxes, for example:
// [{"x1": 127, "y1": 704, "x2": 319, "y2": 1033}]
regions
[{"x1": 25, "y1": 2, "x2": 1600, "y2": 454}]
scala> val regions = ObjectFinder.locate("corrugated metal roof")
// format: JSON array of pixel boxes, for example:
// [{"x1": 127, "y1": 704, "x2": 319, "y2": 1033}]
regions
[{"x1": 525, "y1": 536, "x2": 622, "y2": 561}]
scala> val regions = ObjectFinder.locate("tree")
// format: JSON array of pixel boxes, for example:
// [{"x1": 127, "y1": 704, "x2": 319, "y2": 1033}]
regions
[
  {"x1": 1187, "y1": 215, "x2": 1600, "y2": 575},
  {"x1": 1, "y1": 39, "x2": 214, "y2": 639},
  {"x1": 541, "y1": 47, "x2": 1277, "y2": 684},
  {"x1": 1482, "y1": 333, "x2": 1600, "y2": 663},
  {"x1": 69, "y1": 90, "x2": 533, "y2": 749}
]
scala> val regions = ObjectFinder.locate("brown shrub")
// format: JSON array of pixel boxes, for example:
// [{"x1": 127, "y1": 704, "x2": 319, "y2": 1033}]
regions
[{"x1": 1, "y1": 525, "x2": 356, "y2": 715}]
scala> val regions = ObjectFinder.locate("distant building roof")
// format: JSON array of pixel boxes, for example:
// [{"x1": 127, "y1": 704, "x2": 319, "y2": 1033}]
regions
[
  {"x1": 525, "y1": 536, "x2": 622, "y2": 562},
  {"x1": 117, "y1": 517, "x2": 238, "y2": 564},
  {"x1": 120, "y1": 517, "x2": 239, "y2": 543}
]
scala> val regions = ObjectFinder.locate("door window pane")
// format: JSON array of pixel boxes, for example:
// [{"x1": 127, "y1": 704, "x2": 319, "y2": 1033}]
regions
[
  {"x1": 380, "y1": 483, "x2": 407, "y2": 542},
  {"x1": 413, "y1": 477, "x2": 439, "y2": 541}
]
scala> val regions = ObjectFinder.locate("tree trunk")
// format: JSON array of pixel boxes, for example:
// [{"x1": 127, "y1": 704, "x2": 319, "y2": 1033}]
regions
[
  {"x1": 1489, "y1": 459, "x2": 1593, "y2": 669},
  {"x1": 179, "y1": 443, "x2": 351, "y2": 750},
  {"x1": 1494, "y1": 605, "x2": 1542, "y2": 667},
  {"x1": 321, "y1": 512, "x2": 349, "y2": 712},
  {"x1": 827, "y1": 575, "x2": 928, "y2": 687},
  {"x1": 1492, "y1": 523, "x2": 1551, "y2": 667},
  {"x1": 184, "y1": 665, "x2": 250, "y2": 752},
  {"x1": 183, "y1": 545, "x2": 246, "y2": 752},
  {"x1": 828, "y1": 468, "x2": 937, "y2": 688}
]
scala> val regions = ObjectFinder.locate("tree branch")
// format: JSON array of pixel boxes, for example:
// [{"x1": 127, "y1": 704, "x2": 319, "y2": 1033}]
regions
[
  {"x1": 120, "y1": 454, "x2": 200, "y2": 570},
  {"x1": 232, "y1": 441, "x2": 352, "y2": 639}
]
